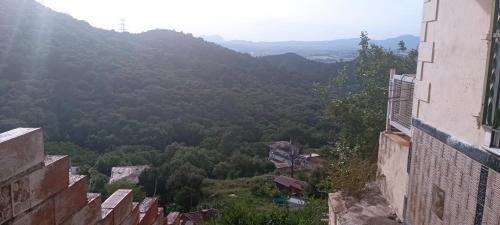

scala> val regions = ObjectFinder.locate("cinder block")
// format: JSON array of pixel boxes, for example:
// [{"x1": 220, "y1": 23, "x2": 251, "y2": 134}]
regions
[
  {"x1": 30, "y1": 155, "x2": 70, "y2": 207},
  {"x1": 60, "y1": 193, "x2": 102, "y2": 225},
  {"x1": 0, "y1": 128, "x2": 44, "y2": 183},
  {"x1": 120, "y1": 202, "x2": 139, "y2": 225},
  {"x1": 54, "y1": 175, "x2": 88, "y2": 224},
  {"x1": 11, "y1": 198, "x2": 55, "y2": 225},
  {"x1": 138, "y1": 197, "x2": 158, "y2": 225},
  {"x1": 102, "y1": 189, "x2": 132, "y2": 225}
]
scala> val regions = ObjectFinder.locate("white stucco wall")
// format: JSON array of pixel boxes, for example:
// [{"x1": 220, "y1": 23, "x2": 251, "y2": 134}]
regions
[{"x1": 413, "y1": 0, "x2": 495, "y2": 147}]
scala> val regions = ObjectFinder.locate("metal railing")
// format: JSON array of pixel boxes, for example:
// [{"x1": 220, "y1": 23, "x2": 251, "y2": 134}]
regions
[{"x1": 387, "y1": 70, "x2": 415, "y2": 136}]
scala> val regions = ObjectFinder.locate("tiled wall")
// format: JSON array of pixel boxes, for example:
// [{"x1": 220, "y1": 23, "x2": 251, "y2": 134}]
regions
[{"x1": 407, "y1": 120, "x2": 500, "y2": 225}]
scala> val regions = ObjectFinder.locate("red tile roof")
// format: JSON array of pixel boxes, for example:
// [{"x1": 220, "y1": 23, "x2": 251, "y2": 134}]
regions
[
  {"x1": 180, "y1": 209, "x2": 216, "y2": 225},
  {"x1": 274, "y1": 176, "x2": 307, "y2": 191}
]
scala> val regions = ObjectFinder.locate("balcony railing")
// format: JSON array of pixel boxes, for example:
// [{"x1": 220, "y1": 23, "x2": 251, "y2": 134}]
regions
[{"x1": 387, "y1": 70, "x2": 415, "y2": 136}]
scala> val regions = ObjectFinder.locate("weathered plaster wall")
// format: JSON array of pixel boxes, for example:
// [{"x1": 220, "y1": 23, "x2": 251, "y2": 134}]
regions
[
  {"x1": 377, "y1": 132, "x2": 409, "y2": 220},
  {"x1": 414, "y1": 0, "x2": 495, "y2": 147}
]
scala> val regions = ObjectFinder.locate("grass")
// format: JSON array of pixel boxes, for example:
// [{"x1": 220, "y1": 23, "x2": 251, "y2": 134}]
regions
[{"x1": 200, "y1": 175, "x2": 280, "y2": 212}]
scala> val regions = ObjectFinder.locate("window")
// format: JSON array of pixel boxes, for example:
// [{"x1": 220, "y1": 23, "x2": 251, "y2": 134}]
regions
[{"x1": 483, "y1": 1, "x2": 500, "y2": 130}]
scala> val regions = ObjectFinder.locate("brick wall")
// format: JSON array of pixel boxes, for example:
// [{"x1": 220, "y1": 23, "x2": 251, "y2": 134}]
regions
[{"x1": 0, "y1": 128, "x2": 166, "y2": 225}]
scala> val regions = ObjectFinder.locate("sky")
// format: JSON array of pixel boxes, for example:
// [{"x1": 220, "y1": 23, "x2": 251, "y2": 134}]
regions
[{"x1": 37, "y1": 0, "x2": 422, "y2": 42}]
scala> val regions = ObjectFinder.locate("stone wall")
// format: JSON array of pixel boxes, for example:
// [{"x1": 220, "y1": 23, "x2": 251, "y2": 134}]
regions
[
  {"x1": 407, "y1": 121, "x2": 500, "y2": 225},
  {"x1": 377, "y1": 131, "x2": 409, "y2": 221},
  {"x1": 0, "y1": 128, "x2": 166, "y2": 225}
]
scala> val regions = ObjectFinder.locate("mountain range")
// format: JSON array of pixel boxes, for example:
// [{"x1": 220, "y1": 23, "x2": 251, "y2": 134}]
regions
[
  {"x1": 0, "y1": 0, "x2": 345, "y2": 150},
  {"x1": 202, "y1": 34, "x2": 420, "y2": 63}
]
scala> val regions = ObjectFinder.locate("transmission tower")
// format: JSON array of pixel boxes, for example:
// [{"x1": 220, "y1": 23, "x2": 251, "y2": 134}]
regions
[{"x1": 119, "y1": 18, "x2": 127, "y2": 33}]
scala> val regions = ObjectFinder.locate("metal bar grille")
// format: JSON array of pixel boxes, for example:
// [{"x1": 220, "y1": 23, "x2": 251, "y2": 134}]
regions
[
  {"x1": 483, "y1": 0, "x2": 500, "y2": 129},
  {"x1": 388, "y1": 74, "x2": 415, "y2": 135}
]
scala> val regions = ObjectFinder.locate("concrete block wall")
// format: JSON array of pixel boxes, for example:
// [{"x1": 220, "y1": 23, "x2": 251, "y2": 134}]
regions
[
  {"x1": 0, "y1": 128, "x2": 167, "y2": 225},
  {"x1": 376, "y1": 131, "x2": 410, "y2": 221}
]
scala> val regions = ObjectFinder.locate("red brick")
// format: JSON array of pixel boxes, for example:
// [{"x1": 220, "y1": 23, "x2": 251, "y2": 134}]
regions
[
  {"x1": 97, "y1": 208, "x2": 114, "y2": 225},
  {"x1": 54, "y1": 175, "x2": 88, "y2": 224},
  {"x1": 30, "y1": 155, "x2": 70, "y2": 207},
  {"x1": 0, "y1": 183, "x2": 12, "y2": 224},
  {"x1": 152, "y1": 207, "x2": 165, "y2": 225},
  {"x1": 138, "y1": 197, "x2": 158, "y2": 225},
  {"x1": 60, "y1": 193, "x2": 102, "y2": 225},
  {"x1": 12, "y1": 176, "x2": 30, "y2": 216},
  {"x1": 120, "y1": 202, "x2": 139, "y2": 225},
  {"x1": 11, "y1": 198, "x2": 55, "y2": 225},
  {"x1": 102, "y1": 189, "x2": 132, "y2": 225},
  {"x1": 0, "y1": 128, "x2": 44, "y2": 183}
]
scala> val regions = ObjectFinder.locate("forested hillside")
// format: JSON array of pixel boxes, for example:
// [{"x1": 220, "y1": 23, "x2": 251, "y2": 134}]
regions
[
  {"x1": 0, "y1": 0, "x2": 345, "y2": 151},
  {"x1": 0, "y1": 0, "x2": 350, "y2": 211}
]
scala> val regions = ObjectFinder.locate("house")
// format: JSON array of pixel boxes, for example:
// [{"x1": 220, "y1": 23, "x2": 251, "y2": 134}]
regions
[
  {"x1": 274, "y1": 175, "x2": 308, "y2": 195},
  {"x1": 109, "y1": 165, "x2": 150, "y2": 184},
  {"x1": 268, "y1": 141, "x2": 301, "y2": 168},
  {"x1": 268, "y1": 141, "x2": 320, "y2": 169},
  {"x1": 178, "y1": 209, "x2": 216, "y2": 225},
  {"x1": 367, "y1": 0, "x2": 500, "y2": 224}
]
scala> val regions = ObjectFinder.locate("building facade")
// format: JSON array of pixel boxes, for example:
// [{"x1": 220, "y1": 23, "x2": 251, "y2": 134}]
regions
[{"x1": 379, "y1": 0, "x2": 500, "y2": 224}]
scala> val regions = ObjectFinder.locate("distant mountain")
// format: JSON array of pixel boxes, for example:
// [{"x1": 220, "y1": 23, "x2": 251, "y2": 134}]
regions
[{"x1": 202, "y1": 35, "x2": 420, "y2": 63}]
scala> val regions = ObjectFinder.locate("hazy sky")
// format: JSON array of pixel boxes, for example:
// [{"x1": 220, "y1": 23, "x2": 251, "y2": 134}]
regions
[{"x1": 37, "y1": 0, "x2": 422, "y2": 42}]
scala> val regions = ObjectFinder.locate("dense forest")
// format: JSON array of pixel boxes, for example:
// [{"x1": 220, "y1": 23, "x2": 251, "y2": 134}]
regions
[
  {"x1": 0, "y1": 0, "x2": 346, "y2": 210},
  {"x1": 0, "y1": 0, "x2": 418, "y2": 220}
]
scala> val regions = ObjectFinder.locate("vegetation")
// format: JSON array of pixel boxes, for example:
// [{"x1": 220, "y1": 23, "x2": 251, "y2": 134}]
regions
[
  {"x1": 0, "y1": 0, "x2": 344, "y2": 212},
  {"x1": 0, "y1": 0, "x2": 419, "y2": 221},
  {"x1": 206, "y1": 197, "x2": 327, "y2": 225},
  {"x1": 316, "y1": 32, "x2": 418, "y2": 196}
]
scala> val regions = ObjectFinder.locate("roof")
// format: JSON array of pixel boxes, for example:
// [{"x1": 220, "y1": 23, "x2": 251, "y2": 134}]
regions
[
  {"x1": 269, "y1": 141, "x2": 300, "y2": 153},
  {"x1": 301, "y1": 153, "x2": 320, "y2": 158},
  {"x1": 109, "y1": 165, "x2": 150, "y2": 184},
  {"x1": 274, "y1": 176, "x2": 307, "y2": 191},
  {"x1": 180, "y1": 209, "x2": 216, "y2": 224},
  {"x1": 288, "y1": 197, "x2": 305, "y2": 205}
]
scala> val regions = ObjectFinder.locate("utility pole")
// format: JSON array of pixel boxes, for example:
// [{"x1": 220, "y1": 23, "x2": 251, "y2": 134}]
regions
[
  {"x1": 119, "y1": 18, "x2": 127, "y2": 33},
  {"x1": 289, "y1": 141, "x2": 300, "y2": 178}
]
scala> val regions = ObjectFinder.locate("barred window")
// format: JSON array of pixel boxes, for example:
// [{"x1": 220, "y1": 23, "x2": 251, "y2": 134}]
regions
[{"x1": 483, "y1": 1, "x2": 500, "y2": 131}]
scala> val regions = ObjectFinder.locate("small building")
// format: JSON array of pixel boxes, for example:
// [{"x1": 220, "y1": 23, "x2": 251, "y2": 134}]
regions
[
  {"x1": 268, "y1": 141, "x2": 320, "y2": 170},
  {"x1": 178, "y1": 209, "x2": 216, "y2": 225},
  {"x1": 109, "y1": 165, "x2": 150, "y2": 184},
  {"x1": 288, "y1": 196, "x2": 305, "y2": 209},
  {"x1": 274, "y1": 175, "x2": 308, "y2": 195},
  {"x1": 268, "y1": 141, "x2": 300, "y2": 167}
]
